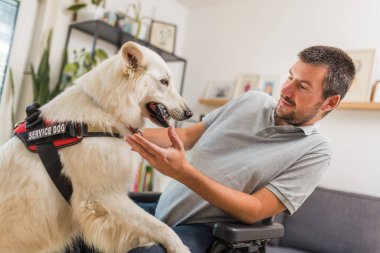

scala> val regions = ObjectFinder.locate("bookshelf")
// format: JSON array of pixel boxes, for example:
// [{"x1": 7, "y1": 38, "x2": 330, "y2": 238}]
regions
[
  {"x1": 64, "y1": 20, "x2": 187, "y2": 95},
  {"x1": 199, "y1": 99, "x2": 380, "y2": 110},
  {"x1": 133, "y1": 159, "x2": 154, "y2": 192}
]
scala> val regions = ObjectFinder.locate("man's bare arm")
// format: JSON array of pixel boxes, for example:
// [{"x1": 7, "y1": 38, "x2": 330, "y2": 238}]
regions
[
  {"x1": 142, "y1": 122, "x2": 205, "y2": 150},
  {"x1": 181, "y1": 166, "x2": 286, "y2": 223}
]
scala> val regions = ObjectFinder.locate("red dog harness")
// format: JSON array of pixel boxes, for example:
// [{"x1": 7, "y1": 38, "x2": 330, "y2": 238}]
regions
[
  {"x1": 14, "y1": 121, "x2": 123, "y2": 152},
  {"x1": 14, "y1": 103, "x2": 125, "y2": 204},
  {"x1": 14, "y1": 121, "x2": 83, "y2": 152}
]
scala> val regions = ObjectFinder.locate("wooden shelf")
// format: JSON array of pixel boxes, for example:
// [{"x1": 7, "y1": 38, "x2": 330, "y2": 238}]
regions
[
  {"x1": 69, "y1": 20, "x2": 186, "y2": 62},
  {"x1": 199, "y1": 99, "x2": 380, "y2": 111},
  {"x1": 198, "y1": 99, "x2": 228, "y2": 106},
  {"x1": 338, "y1": 102, "x2": 380, "y2": 110}
]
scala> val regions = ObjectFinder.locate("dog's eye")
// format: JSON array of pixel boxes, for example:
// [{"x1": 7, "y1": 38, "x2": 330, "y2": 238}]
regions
[{"x1": 160, "y1": 79, "x2": 169, "y2": 86}]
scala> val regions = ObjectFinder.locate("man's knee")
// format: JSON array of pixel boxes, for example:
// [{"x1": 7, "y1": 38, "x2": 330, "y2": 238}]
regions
[{"x1": 128, "y1": 244, "x2": 166, "y2": 253}]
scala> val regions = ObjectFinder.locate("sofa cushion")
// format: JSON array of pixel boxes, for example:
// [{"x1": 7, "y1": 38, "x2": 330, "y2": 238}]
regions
[{"x1": 279, "y1": 187, "x2": 380, "y2": 253}]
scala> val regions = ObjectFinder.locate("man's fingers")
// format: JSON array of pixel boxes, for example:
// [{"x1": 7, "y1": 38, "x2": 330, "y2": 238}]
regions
[
  {"x1": 128, "y1": 134, "x2": 163, "y2": 157},
  {"x1": 126, "y1": 136, "x2": 146, "y2": 154},
  {"x1": 126, "y1": 136, "x2": 156, "y2": 161},
  {"x1": 168, "y1": 126, "x2": 184, "y2": 150}
]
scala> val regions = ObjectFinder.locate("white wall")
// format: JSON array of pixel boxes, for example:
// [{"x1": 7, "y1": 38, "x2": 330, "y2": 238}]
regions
[
  {"x1": 320, "y1": 110, "x2": 380, "y2": 196},
  {"x1": 182, "y1": 0, "x2": 380, "y2": 196}
]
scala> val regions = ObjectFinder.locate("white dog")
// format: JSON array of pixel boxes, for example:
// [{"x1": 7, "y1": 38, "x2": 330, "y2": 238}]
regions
[{"x1": 0, "y1": 42, "x2": 192, "y2": 253}]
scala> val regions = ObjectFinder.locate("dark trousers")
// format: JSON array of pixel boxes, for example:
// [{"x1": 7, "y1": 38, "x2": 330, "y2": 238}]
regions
[{"x1": 69, "y1": 202, "x2": 215, "y2": 253}]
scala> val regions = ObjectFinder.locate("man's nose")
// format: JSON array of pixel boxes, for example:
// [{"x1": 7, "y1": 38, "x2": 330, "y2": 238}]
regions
[{"x1": 281, "y1": 80, "x2": 295, "y2": 97}]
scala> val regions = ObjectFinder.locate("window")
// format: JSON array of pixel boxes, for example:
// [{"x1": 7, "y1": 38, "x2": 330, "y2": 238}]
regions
[{"x1": 0, "y1": 0, "x2": 19, "y2": 99}]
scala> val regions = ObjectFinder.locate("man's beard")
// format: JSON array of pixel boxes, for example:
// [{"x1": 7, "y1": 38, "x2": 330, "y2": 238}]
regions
[{"x1": 275, "y1": 96, "x2": 323, "y2": 126}]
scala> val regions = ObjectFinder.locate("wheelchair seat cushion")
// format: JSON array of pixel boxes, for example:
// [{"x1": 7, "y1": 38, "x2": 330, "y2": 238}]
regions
[{"x1": 267, "y1": 246, "x2": 309, "y2": 253}]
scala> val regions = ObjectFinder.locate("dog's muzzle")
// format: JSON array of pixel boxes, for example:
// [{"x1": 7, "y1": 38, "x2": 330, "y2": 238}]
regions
[{"x1": 146, "y1": 103, "x2": 193, "y2": 127}]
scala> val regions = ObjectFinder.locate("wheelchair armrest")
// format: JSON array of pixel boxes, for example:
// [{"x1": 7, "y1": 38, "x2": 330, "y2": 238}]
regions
[
  {"x1": 212, "y1": 220, "x2": 284, "y2": 242},
  {"x1": 128, "y1": 192, "x2": 161, "y2": 202}
]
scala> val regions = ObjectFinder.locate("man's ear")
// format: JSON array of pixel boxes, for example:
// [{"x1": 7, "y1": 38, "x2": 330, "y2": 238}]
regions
[
  {"x1": 322, "y1": 95, "x2": 341, "y2": 112},
  {"x1": 121, "y1": 42, "x2": 146, "y2": 79}
]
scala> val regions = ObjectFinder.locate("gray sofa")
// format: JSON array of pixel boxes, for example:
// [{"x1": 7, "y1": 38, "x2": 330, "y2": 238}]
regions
[{"x1": 267, "y1": 187, "x2": 380, "y2": 253}]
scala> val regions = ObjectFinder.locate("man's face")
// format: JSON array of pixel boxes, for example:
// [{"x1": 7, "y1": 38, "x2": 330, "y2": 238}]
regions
[{"x1": 275, "y1": 60, "x2": 329, "y2": 126}]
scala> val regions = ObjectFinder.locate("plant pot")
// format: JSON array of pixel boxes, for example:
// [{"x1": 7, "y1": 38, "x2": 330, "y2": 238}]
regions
[
  {"x1": 77, "y1": 5, "x2": 105, "y2": 22},
  {"x1": 130, "y1": 20, "x2": 149, "y2": 40}
]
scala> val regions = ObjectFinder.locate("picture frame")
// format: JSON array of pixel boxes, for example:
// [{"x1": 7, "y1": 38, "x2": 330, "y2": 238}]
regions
[
  {"x1": 344, "y1": 49, "x2": 376, "y2": 102},
  {"x1": 233, "y1": 74, "x2": 261, "y2": 98},
  {"x1": 370, "y1": 80, "x2": 380, "y2": 102},
  {"x1": 148, "y1": 20, "x2": 177, "y2": 54},
  {"x1": 203, "y1": 81, "x2": 235, "y2": 100},
  {"x1": 260, "y1": 75, "x2": 281, "y2": 97}
]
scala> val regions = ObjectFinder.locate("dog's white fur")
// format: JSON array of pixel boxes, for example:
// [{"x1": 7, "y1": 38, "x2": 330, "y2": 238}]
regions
[{"x1": 0, "y1": 42, "x2": 191, "y2": 253}]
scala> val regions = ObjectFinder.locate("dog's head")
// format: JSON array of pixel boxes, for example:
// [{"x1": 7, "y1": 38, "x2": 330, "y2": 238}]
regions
[{"x1": 121, "y1": 42, "x2": 193, "y2": 127}]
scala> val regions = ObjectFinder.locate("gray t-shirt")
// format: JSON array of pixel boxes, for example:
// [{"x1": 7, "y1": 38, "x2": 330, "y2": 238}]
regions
[{"x1": 155, "y1": 91, "x2": 332, "y2": 227}]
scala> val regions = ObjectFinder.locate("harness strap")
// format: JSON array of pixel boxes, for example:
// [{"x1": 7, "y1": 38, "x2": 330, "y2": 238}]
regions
[
  {"x1": 15, "y1": 103, "x2": 139, "y2": 205},
  {"x1": 82, "y1": 124, "x2": 123, "y2": 138},
  {"x1": 36, "y1": 142, "x2": 73, "y2": 203}
]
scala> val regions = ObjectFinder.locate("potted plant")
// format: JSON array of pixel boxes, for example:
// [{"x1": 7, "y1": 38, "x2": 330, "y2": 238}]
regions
[
  {"x1": 30, "y1": 30, "x2": 69, "y2": 105},
  {"x1": 30, "y1": 30, "x2": 52, "y2": 105},
  {"x1": 30, "y1": 29, "x2": 108, "y2": 105},
  {"x1": 124, "y1": 0, "x2": 149, "y2": 40},
  {"x1": 67, "y1": 0, "x2": 106, "y2": 22},
  {"x1": 63, "y1": 48, "x2": 108, "y2": 84}
]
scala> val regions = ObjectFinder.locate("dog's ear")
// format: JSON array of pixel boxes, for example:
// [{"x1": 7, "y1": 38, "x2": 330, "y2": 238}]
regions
[{"x1": 121, "y1": 42, "x2": 146, "y2": 79}]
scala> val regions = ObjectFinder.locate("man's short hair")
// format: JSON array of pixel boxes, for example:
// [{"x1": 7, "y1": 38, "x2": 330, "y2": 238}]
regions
[{"x1": 298, "y1": 46, "x2": 356, "y2": 100}]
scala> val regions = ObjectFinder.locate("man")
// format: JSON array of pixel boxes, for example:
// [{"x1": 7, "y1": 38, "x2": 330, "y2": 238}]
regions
[{"x1": 126, "y1": 45, "x2": 355, "y2": 253}]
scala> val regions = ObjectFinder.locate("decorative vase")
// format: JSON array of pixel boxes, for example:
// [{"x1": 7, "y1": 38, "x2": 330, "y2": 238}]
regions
[
  {"x1": 130, "y1": 20, "x2": 149, "y2": 40},
  {"x1": 77, "y1": 5, "x2": 105, "y2": 22}
]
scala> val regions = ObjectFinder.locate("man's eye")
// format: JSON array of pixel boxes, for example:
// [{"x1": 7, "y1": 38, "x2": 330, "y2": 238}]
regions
[
  {"x1": 298, "y1": 83, "x2": 306, "y2": 89},
  {"x1": 160, "y1": 79, "x2": 169, "y2": 86}
]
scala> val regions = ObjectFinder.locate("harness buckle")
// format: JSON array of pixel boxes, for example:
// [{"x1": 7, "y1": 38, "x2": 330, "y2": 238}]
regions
[{"x1": 76, "y1": 123, "x2": 84, "y2": 139}]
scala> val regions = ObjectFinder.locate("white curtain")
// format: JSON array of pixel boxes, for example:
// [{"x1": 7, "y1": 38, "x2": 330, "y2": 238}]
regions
[
  {"x1": 0, "y1": 0, "x2": 19, "y2": 144},
  {"x1": 0, "y1": 0, "x2": 39, "y2": 144},
  {"x1": 0, "y1": 70, "x2": 14, "y2": 143}
]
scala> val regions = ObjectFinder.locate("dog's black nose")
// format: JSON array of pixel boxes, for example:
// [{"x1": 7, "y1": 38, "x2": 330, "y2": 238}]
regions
[{"x1": 184, "y1": 108, "x2": 193, "y2": 119}]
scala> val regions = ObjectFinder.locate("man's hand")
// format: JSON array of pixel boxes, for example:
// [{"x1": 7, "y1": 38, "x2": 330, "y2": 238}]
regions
[
  {"x1": 127, "y1": 125, "x2": 286, "y2": 224},
  {"x1": 126, "y1": 126, "x2": 190, "y2": 180}
]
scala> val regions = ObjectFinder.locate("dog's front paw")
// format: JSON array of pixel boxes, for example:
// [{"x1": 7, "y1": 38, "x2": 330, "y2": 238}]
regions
[
  {"x1": 159, "y1": 232, "x2": 190, "y2": 253},
  {"x1": 166, "y1": 244, "x2": 191, "y2": 253}
]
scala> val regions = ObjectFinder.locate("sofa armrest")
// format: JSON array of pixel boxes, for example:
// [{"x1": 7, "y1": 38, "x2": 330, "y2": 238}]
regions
[
  {"x1": 212, "y1": 221, "x2": 284, "y2": 242},
  {"x1": 128, "y1": 191, "x2": 161, "y2": 203}
]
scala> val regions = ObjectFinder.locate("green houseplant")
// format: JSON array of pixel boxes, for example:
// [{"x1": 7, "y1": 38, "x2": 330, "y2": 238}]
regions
[
  {"x1": 30, "y1": 29, "x2": 108, "y2": 105},
  {"x1": 63, "y1": 48, "x2": 108, "y2": 83},
  {"x1": 8, "y1": 68, "x2": 15, "y2": 126},
  {"x1": 67, "y1": 0, "x2": 106, "y2": 22},
  {"x1": 125, "y1": 0, "x2": 142, "y2": 38},
  {"x1": 30, "y1": 30, "x2": 52, "y2": 105},
  {"x1": 30, "y1": 30, "x2": 70, "y2": 105},
  {"x1": 125, "y1": 0, "x2": 150, "y2": 40}
]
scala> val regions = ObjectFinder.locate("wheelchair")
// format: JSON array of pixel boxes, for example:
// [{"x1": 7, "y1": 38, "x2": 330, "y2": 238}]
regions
[{"x1": 67, "y1": 192, "x2": 284, "y2": 253}]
